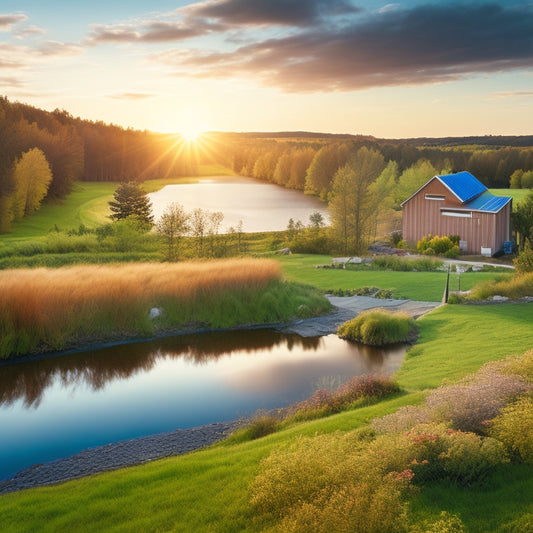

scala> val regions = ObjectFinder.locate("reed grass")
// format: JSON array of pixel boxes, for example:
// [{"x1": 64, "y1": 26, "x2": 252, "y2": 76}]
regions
[
  {"x1": 469, "y1": 272, "x2": 533, "y2": 300},
  {"x1": 0, "y1": 259, "x2": 329, "y2": 358}
]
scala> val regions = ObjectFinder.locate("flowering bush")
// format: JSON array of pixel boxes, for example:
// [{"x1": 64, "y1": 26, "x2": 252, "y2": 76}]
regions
[
  {"x1": 425, "y1": 368, "x2": 531, "y2": 433},
  {"x1": 490, "y1": 395, "x2": 533, "y2": 463},
  {"x1": 369, "y1": 423, "x2": 507, "y2": 486},
  {"x1": 290, "y1": 374, "x2": 400, "y2": 420}
]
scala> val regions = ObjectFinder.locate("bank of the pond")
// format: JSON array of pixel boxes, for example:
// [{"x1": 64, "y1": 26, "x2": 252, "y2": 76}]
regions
[
  {"x1": 0, "y1": 422, "x2": 242, "y2": 495},
  {"x1": 0, "y1": 260, "x2": 331, "y2": 360},
  {"x1": 0, "y1": 295, "x2": 439, "y2": 492}
]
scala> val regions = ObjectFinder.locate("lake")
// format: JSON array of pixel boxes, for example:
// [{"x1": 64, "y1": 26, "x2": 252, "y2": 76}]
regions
[
  {"x1": 0, "y1": 329, "x2": 406, "y2": 480},
  {"x1": 147, "y1": 176, "x2": 329, "y2": 232}
]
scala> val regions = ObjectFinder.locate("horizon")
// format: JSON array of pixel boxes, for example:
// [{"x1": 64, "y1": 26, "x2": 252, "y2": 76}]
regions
[{"x1": 1, "y1": 1, "x2": 533, "y2": 138}]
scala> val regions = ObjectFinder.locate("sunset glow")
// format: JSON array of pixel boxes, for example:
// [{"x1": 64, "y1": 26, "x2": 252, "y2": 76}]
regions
[{"x1": 1, "y1": 1, "x2": 532, "y2": 137}]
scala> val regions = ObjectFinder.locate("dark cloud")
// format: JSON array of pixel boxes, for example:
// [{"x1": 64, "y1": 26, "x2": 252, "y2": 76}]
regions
[
  {"x1": 164, "y1": 2, "x2": 533, "y2": 92},
  {"x1": 0, "y1": 13, "x2": 28, "y2": 31},
  {"x1": 184, "y1": 0, "x2": 360, "y2": 27}
]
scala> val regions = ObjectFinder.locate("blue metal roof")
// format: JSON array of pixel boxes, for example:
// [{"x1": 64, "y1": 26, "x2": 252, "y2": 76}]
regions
[
  {"x1": 464, "y1": 191, "x2": 512, "y2": 213},
  {"x1": 438, "y1": 171, "x2": 487, "y2": 203}
]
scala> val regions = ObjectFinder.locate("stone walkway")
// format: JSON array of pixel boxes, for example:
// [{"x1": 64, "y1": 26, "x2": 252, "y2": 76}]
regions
[
  {"x1": 0, "y1": 421, "x2": 241, "y2": 495},
  {"x1": 277, "y1": 295, "x2": 441, "y2": 337}
]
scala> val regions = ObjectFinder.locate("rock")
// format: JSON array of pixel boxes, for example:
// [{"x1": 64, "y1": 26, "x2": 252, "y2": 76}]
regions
[
  {"x1": 472, "y1": 265, "x2": 483, "y2": 272},
  {"x1": 491, "y1": 295, "x2": 509, "y2": 302},
  {"x1": 277, "y1": 247, "x2": 291, "y2": 255},
  {"x1": 149, "y1": 307, "x2": 163, "y2": 319}
]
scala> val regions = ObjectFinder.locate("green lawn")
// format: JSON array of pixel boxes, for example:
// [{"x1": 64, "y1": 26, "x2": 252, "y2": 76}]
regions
[
  {"x1": 489, "y1": 188, "x2": 531, "y2": 208},
  {"x1": 0, "y1": 182, "x2": 117, "y2": 242},
  {"x1": 1, "y1": 304, "x2": 532, "y2": 532},
  {"x1": 277, "y1": 253, "x2": 512, "y2": 301}
]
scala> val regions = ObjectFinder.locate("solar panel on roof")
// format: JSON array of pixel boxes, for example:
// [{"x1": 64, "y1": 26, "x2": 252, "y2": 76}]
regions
[{"x1": 438, "y1": 172, "x2": 487, "y2": 203}]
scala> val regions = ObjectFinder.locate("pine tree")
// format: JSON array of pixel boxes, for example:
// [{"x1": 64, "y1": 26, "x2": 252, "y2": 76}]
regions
[{"x1": 109, "y1": 181, "x2": 153, "y2": 225}]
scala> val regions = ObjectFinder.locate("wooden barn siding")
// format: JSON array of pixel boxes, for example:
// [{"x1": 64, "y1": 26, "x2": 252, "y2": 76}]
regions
[{"x1": 402, "y1": 181, "x2": 509, "y2": 254}]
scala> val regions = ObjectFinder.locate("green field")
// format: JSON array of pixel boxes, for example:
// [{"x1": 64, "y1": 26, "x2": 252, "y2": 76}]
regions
[
  {"x1": 489, "y1": 188, "x2": 532, "y2": 208},
  {"x1": 278, "y1": 253, "x2": 512, "y2": 301}
]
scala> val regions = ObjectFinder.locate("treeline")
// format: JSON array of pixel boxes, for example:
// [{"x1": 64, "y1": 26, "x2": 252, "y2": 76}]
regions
[
  {"x1": 0, "y1": 97, "x2": 227, "y2": 231},
  {"x1": 2, "y1": 95, "x2": 533, "y2": 234},
  {"x1": 224, "y1": 136, "x2": 533, "y2": 198}
]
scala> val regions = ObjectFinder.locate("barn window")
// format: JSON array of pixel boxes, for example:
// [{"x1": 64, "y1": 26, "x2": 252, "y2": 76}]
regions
[
  {"x1": 441, "y1": 210, "x2": 472, "y2": 218},
  {"x1": 425, "y1": 194, "x2": 445, "y2": 200}
]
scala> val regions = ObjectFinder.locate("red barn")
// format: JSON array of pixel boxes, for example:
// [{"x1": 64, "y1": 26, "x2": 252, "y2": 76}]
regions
[{"x1": 401, "y1": 171, "x2": 512, "y2": 256}]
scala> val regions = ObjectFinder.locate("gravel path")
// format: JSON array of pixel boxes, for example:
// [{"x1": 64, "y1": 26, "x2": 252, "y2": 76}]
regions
[
  {"x1": 277, "y1": 295, "x2": 441, "y2": 337},
  {"x1": 0, "y1": 295, "x2": 440, "y2": 495},
  {"x1": 0, "y1": 421, "x2": 241, "y2": 495}
]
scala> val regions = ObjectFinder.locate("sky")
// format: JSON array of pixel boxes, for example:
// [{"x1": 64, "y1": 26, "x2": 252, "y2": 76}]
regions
[{"x1": 1, "y1": 0, "x2": 533, "y2": 138}]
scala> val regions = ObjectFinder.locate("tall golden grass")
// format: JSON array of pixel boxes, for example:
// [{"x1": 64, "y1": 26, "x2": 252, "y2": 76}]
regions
[{"x1": 1, "y1": 259, "x2": 309, "y2": 358}]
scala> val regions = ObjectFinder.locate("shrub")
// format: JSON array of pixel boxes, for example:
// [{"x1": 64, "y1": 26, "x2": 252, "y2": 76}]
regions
[
  {"x1": 369, "y1": 423, "x2": 508, "y2": 486},
  {"x1": 417, "y1": 234, "x2": 460, "y2": 257},
  {"x1": 372, "y1": 405, "x2": 430, "y2": 434},
  {"x1": 250, "y1": 433, "x2": 412, "y2": 533},
  {"x1": 277, "y1": 475, "x2": 411, "y2": 533},
  {"x1": 490, "y1": 395, "x2": 533, "y2": 463},
  {"x1": 289, "y1": 375, "x2": 400, "y2": 420},
  {"x1": 514, "y1": 239, "x2": 533, "y2": 274},
  {"x1": 338, "y1": 309, "x2": 417, "y2": 346},
  {"x1": 425, "y1": 368, "x2": 531, "y2": 433},
  {"x1": 469, "y1": 272, "x2": 533, "y2": 300},
  {"x1": 243, "y1": 415, "x2": 281, "y2": 440}
]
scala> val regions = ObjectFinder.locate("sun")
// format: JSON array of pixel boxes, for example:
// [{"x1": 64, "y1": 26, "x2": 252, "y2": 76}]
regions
[{"x1": 181, "y1": 127, "x2": 203, "y2": 142}]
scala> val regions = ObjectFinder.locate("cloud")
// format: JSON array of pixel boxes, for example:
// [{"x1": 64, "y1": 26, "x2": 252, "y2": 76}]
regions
[
  {"x1": 183, "y1": 0, "x2": 360, "y2": 27},
  {"x1": 493, "y1": 90, "x2": 533, "y2": 98},
  {"x1": 36, "y1": 41, "x2": 83, "y2": 57},
  {"x1": 87, "y1": 19, "x2": 221, "y2": 44},
  {"x1": 108, "y1": 92, "x2": 156, "y2": 100},
  {"x1": 0, "y1": 13, "x2": 28, "y2": 31},
  {"x1": 158, "y1": 2, "x2": 533, "y2": 92},
  {"x1": 13, "y1": 25, "x2": 46, "y2": 39},
  {"x1": 0, "y1": 75, "x2": 25, "y2": 88}
]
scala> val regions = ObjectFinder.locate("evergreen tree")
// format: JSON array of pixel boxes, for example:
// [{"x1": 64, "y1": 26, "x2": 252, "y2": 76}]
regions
[{"x1": 109, "y1": 182, "x2": 153, "y2": 225}]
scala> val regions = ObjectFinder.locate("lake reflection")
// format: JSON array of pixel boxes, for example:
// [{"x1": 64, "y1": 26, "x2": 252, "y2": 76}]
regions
[
  {"x1": 0, "y1": 329, "x2": 406, "y2": 479},
  {"x1": 148, "y1": 176, "x2": 329, "y2": 232}
]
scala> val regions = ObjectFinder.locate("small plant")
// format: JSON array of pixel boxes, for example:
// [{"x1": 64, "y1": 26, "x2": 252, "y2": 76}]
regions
[
  {"x1": 243, "y1": 414, "x2": 281, "y2": 440},
  {"x1": 338, "y1": 309, "x2": 418, "y2": 346}
]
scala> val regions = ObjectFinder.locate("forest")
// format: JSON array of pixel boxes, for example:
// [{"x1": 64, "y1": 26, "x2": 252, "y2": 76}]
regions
[{"x1": 1, "y1": 96, "x2": 533, "y2": 235}]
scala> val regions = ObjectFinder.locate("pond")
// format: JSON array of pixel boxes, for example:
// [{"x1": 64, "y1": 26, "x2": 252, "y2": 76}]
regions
[
  {"x1": 0, "y1": 329, "x2": 407, "y2": 480},
  {"x1": 147, "y1": 176, "x2": 329, "y2": 232}
]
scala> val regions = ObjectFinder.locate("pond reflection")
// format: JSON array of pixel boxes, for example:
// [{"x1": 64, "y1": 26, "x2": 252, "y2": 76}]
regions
[{"x1": 0, "y1": 329, "x2": 406, "y2": 480}]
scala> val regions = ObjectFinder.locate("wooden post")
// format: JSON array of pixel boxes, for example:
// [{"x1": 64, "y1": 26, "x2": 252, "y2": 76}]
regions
[{"x1": 442, "y1": 265, "x2": 450, "y2": 303}]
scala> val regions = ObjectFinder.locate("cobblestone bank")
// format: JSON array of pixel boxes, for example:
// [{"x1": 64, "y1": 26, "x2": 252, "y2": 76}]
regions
[{"x1": 0, "y1": 421, "x2": 241, "y2": 495}]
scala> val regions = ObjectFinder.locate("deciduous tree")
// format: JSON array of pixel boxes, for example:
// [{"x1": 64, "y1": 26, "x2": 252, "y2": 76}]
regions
[
  {"x1": 156, "y1": 202, "x2": 190, "y2": 260},
  {"x1": 12, "y1": 147, "x2": 53, "y2": 218},
  {"x1": 329, "y1": 147, "x2": 386, "y2": 254}
]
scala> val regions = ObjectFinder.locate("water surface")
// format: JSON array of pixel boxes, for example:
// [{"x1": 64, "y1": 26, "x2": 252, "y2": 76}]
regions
[
  {"x1": 0, "y1": 329, "x2": 406, "y2": 480},
  {"x1": 148, "y1": 176, "x2": 329, "y2": 232}
]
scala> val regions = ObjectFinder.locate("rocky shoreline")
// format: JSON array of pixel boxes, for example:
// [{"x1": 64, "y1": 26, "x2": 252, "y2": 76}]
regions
[{"x1": 0, "y1": 421, "x2": 242, "y2": 495}]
